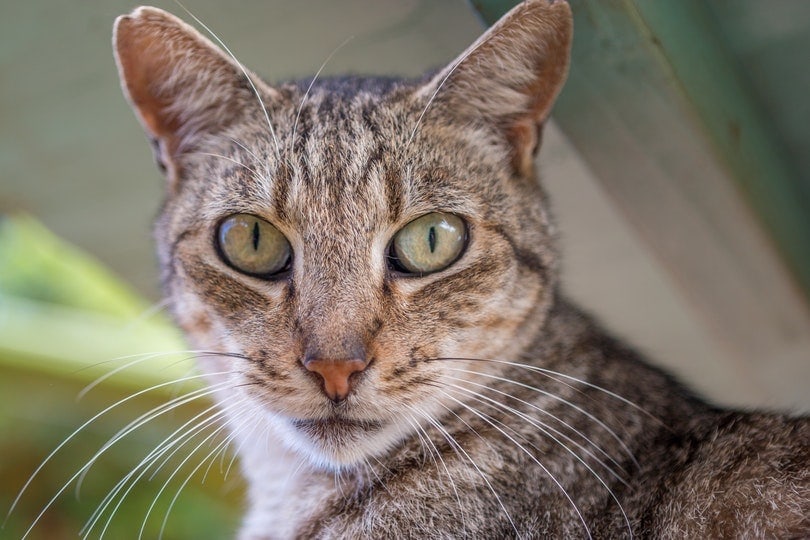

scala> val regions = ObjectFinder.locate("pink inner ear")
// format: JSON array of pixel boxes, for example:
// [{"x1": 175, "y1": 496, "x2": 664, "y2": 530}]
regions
[
  {"x1": 115, "y1": 15, "x2": 181, "y2": 143},
  {"x1": 114, "y1": 7, "x2": 248, "y2": 156},
  {"x1": 507, "y1": 119, "x2": 541, "y2": 178}
]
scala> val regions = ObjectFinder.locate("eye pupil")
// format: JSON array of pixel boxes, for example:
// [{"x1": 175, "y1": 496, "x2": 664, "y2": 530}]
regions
[
  {"x1": 390, "y1": 212, "x2": 466, "y2": 275},
  {"x1": 217, "y1": 214, "x2": 291, "y2": 278},
  {"x1": 252, "y1": 221, "x2": 260, "y2": 251}
]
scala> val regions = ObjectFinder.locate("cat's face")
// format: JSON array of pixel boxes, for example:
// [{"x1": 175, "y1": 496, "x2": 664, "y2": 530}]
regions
[{"x1": 114, "y1": 2, "x2": 571, "y2": 467}]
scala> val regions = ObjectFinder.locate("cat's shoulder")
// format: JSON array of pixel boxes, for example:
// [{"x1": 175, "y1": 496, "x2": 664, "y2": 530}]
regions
[{"x1": 645, "y1": 411, "x2": 810, "y2": 537}]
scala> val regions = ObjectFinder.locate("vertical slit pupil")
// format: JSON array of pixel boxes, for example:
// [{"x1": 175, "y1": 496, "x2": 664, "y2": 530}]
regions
[
  {"x1": 252, "y1": 221, "x2": 260, "y2": 251},
  {"x1": 428, "y1": 226, "x2": 436, "y2": 253}
]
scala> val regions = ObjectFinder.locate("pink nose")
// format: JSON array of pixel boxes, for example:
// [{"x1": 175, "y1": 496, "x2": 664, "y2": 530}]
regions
[{"x1": 303, "y1": 357, "x2": 370, "y2": 402}]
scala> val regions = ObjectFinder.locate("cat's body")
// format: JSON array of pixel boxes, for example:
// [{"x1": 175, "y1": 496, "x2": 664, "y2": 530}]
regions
[{"x1": 111, "y1": 1, "x2": 809, "y2": 538}]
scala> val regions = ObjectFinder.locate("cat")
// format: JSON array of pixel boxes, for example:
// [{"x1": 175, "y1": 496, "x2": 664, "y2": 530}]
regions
[{"x1": 108, "y1": 0, "x2": 809, "y2": 537}]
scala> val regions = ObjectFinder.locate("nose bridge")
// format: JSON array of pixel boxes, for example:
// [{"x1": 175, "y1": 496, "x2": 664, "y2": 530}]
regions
[
  {"x1": 297, "y1": 262, "x2": 378, "y2": 403},
  {"x1": 297, "y1": 251, "x2": 377, "y2": 360},
  {"x1": 291, "y1": 177, "x2": 385, "y2": 401}
]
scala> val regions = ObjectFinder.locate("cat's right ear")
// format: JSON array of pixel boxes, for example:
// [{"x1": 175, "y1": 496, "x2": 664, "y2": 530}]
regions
[{"x1": 113, "y1": 6, "x2": 279, "y2": 185}]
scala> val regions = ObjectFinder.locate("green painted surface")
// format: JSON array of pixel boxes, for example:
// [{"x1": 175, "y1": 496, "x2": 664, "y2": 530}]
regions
[
  {"x1": 629, "y1": 0, "x2": 810, "y2": 298},
  {"x1": 471, "y1": 0, "x2": 810, "y2": 299}
]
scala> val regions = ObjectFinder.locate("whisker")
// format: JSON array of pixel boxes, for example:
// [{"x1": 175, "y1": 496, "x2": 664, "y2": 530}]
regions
[
  {"x1": 406, "y1": 403, "x2": 520, "y2": 538},
  {"x1": 405, "y1": 19, "x2": 511, "y2": 148},
  {"x1": 75, "y1": 349, "x2": 249, "y2": 401},
  {"x1": 187, "y1": 151, "x2": 263, "y2": 179},
  {"x1": 442, "y1": 374, "x2": 629, "y2": 479},
  {"x1": 289, "y1": 36, "x2": 355, "y2": 161},
  {"x1": 12, "y1": 370, "x2": 237, "y2": 540},
  {"x1": 442, "y1": 365, "x2": 639, "y2": 467},
  {"x1": 279, "y1": 456, "x2": 309, "y2": 501},
  {"x1": 403, "y1": 412, "x2": 467, "y2": 531},
  {"x1": 72, "y1": 350, "x2": 184, "y2": 387},
  {"x1": 445, "y1": 383, "x2": 633, "y2": 537},
  {"x1": 205, "y1": 133, "x2": 272, "y2": 191},
  {"x1": 171, "y1": 0, "x2": 282, "y2": 161},
  {"x1": 78, "y1": 351, "x2": 187, "y2": 402},
  {"x1": 437, "y1": 357, "x2": 662, "y2": 426},
  {"x1": 121, "y1": 298, "x2": 171, "y2": 333},
  {"x1": 90, "y1": 401, "x2": 243, "y2": 539},
  {"x1": 221, "y1": 408, "x2": 262, "y2": 482},
  {"x1": 364, "y1": 455, "x2": 395, "y2": 500},
  {"x1": 219, "y1": 134, "x2": 264, "y2": 165},
  {"x1": 75, "y1": 379, "x2": 234, "y2": 499},
  {"x1": 211, "y1": 402, "x2": 258, "y2": 483},
  {"x1": 146, "y1": 403, "x2": 233, "y2": 482},
  {"x1": 157, "y1": 404, "x2": 250, "y2": 540},
  {"x1": 437, "y1": 389, "x2": 592, "y2": 539},
  {"x1": 89, "y1": 406, "x2": 228, "y2": 539},
  {"x1": 138, "y1": 408, "x2": 239, "y2": 540},
  {"x1": 82, "y1": 400, "x2": 225, "y2": 538},
  {"x1": 205, "y1": 428, "x2": 240, "y2": 485},
  {"x1": 158, "y1": 400, "x2": 254, "y2": 486}
]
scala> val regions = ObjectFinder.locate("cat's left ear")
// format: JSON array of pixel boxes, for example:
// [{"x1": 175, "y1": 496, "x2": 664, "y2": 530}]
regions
[{"x1": 420, "y1": 0, "x2": 572, "y2": 176}]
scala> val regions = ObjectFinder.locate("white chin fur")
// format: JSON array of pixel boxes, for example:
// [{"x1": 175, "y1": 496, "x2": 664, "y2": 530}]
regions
[{"x1": 269, "y1": 414, "x2": 412, "y2": 469}]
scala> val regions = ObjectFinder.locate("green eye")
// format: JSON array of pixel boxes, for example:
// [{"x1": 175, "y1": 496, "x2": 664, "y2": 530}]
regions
[
  {"x1": 217, "y1": 214, "x2": 291, "y2": 277},
  {"x1": 390, "y1": 212, "x2": 467, "y2": 275}
]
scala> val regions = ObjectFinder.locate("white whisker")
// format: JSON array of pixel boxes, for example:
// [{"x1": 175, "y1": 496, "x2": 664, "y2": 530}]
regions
[
  {"x1": 222, "y1": 135, "x2": 264, "y2": 165},
  {"x1": 75, "y1": 349, "x2": 240, "y2": 401},
  {"x1": 404, "y1": 412, "x2": 467, "y2": 531},
  {"x1": 441, "y1": 358, "x2": 662, "y2": 426},
  {"x1": 446, "y1": 383, "x2": 633, "y2": 537},
  {"x1": 157, "y1": 404, "x2": 250, "y2": 540},
  {"x1": 437, "y1": 390, "x2": 592, "y2": 539},
  {"x1": 444, "y1": 365, "x2": 639, "y2": 467},
  {"x1": 12, "y1": 370, "x2": 236, "y2": 540},
  {"x1": 88, "y1": 404, "x2": 228, "y2": 539},
  {"x1": 138, "y1": 404, "x2": 243, "y2": 540},
  {"x1": 443, "y1": 374, "x2": 629, "y2": 479},
  {"x1": 121, "y1": 298, "x2": 172, "y2": 333},
  {"x1": 90, "y1": 401, "x2": 244, "y2": 540},
  {"x1": 406, "y1": 403, "x2": 519, "y2": 538},
  {"x1": 171, "y1": 0, "x2": 282, "y2": 161},
  {"x1": 405, "y1": 20, "x2": 509, "y2": 148},
  {"x1": 222, "y1": 411, "x2": 262, "y2": 482},
  {"x1": 189, "y1": 152, "x2": 262, "y2": 179},
  {"x1": 75, "y1": 379, "x2": 233, "y2": 500},
  {"x1": 78, "y1": 351, "x2": 188, "y2": 402},
  {"x1": 289, "y1": 36, "x2": 355, "y2": 160}
]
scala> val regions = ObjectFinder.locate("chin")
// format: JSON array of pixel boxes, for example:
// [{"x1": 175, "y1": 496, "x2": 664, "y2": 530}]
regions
[{"x1": 273, "y1": 414, "x2": 410, "y2": 469}]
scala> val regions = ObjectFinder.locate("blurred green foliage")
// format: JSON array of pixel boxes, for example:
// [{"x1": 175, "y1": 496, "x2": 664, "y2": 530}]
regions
[{"x1": 0, "y1": 214, "x2": 242, "y2": 539}]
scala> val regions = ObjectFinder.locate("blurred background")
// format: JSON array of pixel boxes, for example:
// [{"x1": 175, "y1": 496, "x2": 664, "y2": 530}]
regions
[{"x1": 1, "y1": 0, "x2": 809, "y2": 538}]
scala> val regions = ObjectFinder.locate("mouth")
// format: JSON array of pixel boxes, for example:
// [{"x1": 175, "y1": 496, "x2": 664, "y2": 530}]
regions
[{"x1": 290, "y1": 416, "x2": 384, "y2": 440}]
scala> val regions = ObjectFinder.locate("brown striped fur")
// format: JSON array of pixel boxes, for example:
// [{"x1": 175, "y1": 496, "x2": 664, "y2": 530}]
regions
[{"x1": 114, "y1": 1, "x2": 809, "y2": 537}]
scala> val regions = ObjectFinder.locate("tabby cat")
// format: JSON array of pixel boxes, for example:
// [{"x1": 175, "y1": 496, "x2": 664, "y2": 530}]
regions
[{"x1": 110, "y1": 1, "x2": 809, "y2": 537}]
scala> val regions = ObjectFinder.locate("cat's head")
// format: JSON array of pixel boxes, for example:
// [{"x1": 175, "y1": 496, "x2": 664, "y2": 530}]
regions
[{"x1": 113, "y1": 1, "x2": 572, "y2": 468}]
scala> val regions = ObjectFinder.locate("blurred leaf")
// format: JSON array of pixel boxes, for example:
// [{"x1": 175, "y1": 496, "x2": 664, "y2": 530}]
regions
[
  {"x1": 0, "y1": 214, "x2": 241, "y2": 538},
  {"x1": 0, "y1": 213, "x2": 192, "y2": 390},
  {"x1": 0, "y1": 213, "x2": 148, "y2": 317}
]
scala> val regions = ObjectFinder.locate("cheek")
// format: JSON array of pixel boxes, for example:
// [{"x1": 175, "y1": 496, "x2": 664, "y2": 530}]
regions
[
  {"x1": 425, "y1": 263, "x2": 544, "y2": 360},
  {"x1": 170, "y1": 270, "x2": 295, "y2": 367}
]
